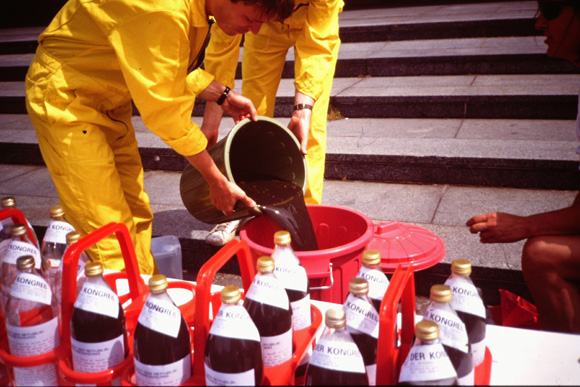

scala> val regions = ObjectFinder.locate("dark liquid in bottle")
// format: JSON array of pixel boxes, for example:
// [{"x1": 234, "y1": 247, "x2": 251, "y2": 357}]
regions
[
  {"x1": 456, "y1": 310, "x2": 486, "y2": 344},
  {"x1": 243, "y1": 297, "x2": 292, "y2": 337},
  {"x1": 370, "y1": 298, "x2": 381, "y2": 313},
  {"x1": 71, "y1": 306, "x2": 128, "y2": 357},
  {"x1": 442, "y1": 343, "x2": 473, "y2": 380},
  {"x1": 133, "y1": 316, "x2": 191, "y2": 365},
  {"x1": 349, "y1": 331, "x2": 377, "y2": 368},
  {"x1": 286, "y1": 287, "x2": 309, "y2": 303},
  {"x1": 205, "y1": 335, "x2": 263, "y2": 385},
  {"x1": 306, "y1": 364, "x2": 368, "y2": 385},
  {"x1": 238, "y1": 180, "x2": 319, "y2": 251}
]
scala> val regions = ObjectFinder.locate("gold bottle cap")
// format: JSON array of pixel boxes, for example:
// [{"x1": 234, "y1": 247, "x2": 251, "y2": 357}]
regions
[
  {"x1": 362, "y1": 249, "x2": 381, "y2": 266},
  {"x1": 84, "y1": 262, "x2": 104, "y2": 277},
  {"x1": 11, "y1": 224, "x2": 27, "y2": 237},
  {"x1": 1, "y1": 196, "x2": 16, "y2": 208},
  {"x1": 349, "y1": 277, "x2": 369, "y2": 295},
  {"x1": 50, "y1": 205, "x2": 65, "y2": 218},
  {"x1": 148, "y1": 274, "x2": 168, "y2": 292},
  {"x1": 221, "y1": 285, "x2": 241, "y2": 304},
  {"x1": 415, "y1": 319, "x2": 439, "y2": 341},
  {"x1": 430, "y1": 284, "x2": 452, "y2": 303},
  {"x1": 451, "y1": 259, "x2": 472, "y2": 276},
  {"x1": 16, "y1": 255, "x2": 35, "y2": 270},
  {"x1": 66, "y1": 231, "x2": 81, "y2": 244},
  {"x1": 274, "y1": 230, "x2": 291, "y2": 245},
  {"x1": 256, "y1": 256, "x2": 275, "y2": 273},
  {"x1": 325, "y1": 308, "x2": 346, "y2": 329}
]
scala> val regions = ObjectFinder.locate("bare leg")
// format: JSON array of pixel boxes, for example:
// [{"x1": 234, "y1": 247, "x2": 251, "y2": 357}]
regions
[{"x1": 522, "y1": 235, "x2": 580, "y2": 333}]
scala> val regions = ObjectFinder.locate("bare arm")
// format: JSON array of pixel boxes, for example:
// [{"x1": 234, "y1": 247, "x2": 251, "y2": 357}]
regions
[{"x1": 287, "y1": 90, "x2": 315, "y2": 155}]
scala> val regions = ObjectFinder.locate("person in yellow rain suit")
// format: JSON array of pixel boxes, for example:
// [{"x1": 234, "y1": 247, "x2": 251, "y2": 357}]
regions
[
  {"x1": 25, "y1": 0, "x2": 294, "y2": 274},
  {"x1": 201, "y1": 0, "x2": 343, "y2": 246}
]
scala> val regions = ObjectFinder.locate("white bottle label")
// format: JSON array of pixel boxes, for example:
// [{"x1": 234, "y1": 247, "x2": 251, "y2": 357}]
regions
[
  {"x1": 291, "y1": 294, "x2": 311, "y2": 331},
  {"x1": 261, "y1": 328, "x2": 293, "y2": 367},
  {"x1": 445, "y1": 276, "x2": 486, "y2": 319},
  {"x1": 274, "y1": 262, "x2": 308, "y2": 293},
  {"x1": 138, "y1": 296, "x2": 182, "y2": 338},
  {"x1": 0, "y1": 239, "x2": 11, "y2": 260},
  {"x1": 356, "y1": 266, "x2": 389, "y2": 302},
  {"x1": 245, "y1": 274, "x2": 289, "y2": 311},
  {"x1": 204, "y1": 364, "x2": 255, "y2": 386},
  {"x1": 471, "y1": 338, "x2": 486, "y2": 366},
  {"x1": 13, "y1": 363, "x2": 58, "y2": 386},
  {"x1": 10, "y1": 272, "x2": 53, "y2": 305},
  {"x1": 71, "y1": 334, "x2": 125, "y2": 372},
  {"x1": 399, "y1": 343, "x2": 457, "y2": 383},
  {"x1": 134, "y1": 353, "x2": 191, "y2": 386},
  {"x1": 75, "y1": 281, "x2": 120, "y2": 319},
  {"x1": 343, "y1": 294, "x2": 380, "y2": 339},
  {"x1": 367, "y1": 363, "x2": 377, "y2": 386},
  {"x1": 43, "y1": 220, "x2": 75, "y2": 244},
  {"x1": 209, "y1": 304, "x2": 260, "y2": 342},
  {"x1": 5, "y1": 240, "x2": 41, "y2": 268},
  {"x1": 423, "y1": 309, "x2": 469, "y2": 353},
  {"x1": 7, "y1": 317, "x2": 60, "y2": 356},
  {"x1": 310, "y1": 338, "x2": 366, "y2": 373},
  {"x1": 458, "y1": 367, "x2": 475, "y2": 385}
]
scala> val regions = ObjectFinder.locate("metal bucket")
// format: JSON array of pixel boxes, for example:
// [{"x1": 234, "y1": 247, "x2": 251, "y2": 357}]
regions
[{"x1": 179, "y1": 116, "x2": 308, "y2": 224}]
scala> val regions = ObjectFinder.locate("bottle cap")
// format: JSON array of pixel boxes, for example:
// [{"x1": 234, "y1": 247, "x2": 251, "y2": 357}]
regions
[
  {"x1": 221, "y1": 285, "x2": 241, "y2": 304},
  {"x1": 256, "y1": 256, "x2": 275, "y2": 273},
  {"x1": 16, "y1": 255, "x2": 35, "y2": 270},
  {"x1": 50, "y1": 205, "x2": 65, "y2": 218},
  {"x1": 362, "y1": 249, "x2": 381, "y2": 266},
  {"x1": 66, "y1": 231, "x2": 82, "y2": 244},
  {"x1": 415, "y1": 319, "x2": 439, "y2": 341},
  {"x1": 11, "y1": 224, "x2": 27, "y2": 237},
  {"x1": 148, "y1": 274, "x2": 168, "y2": 292},
  {"x1": 451, "y1": 259, "x2": 472, "y2": 276},
  {"x1": 84, "y1": 261, "x2": 104, "y2": 277},
  {"x1": 325, "y1": 308, "x2": 346, "y2": 329},
  {"x1": 349, "y1": 277, "x2": 369, "y2": 295},
  {"x1": 430, "y1": 284, "x2": 452, "y2": 303},
  {"x1": 274, "y1": 230, "x2": 291, "y2": 245},
  {"x1": 1, "y1": 196, "x2": 16, "y2": 208}
]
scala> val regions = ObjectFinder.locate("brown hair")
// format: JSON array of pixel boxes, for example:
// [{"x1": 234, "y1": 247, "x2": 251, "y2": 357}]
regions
[{"x1": 232, "y1": 0, "x2": 296, "y2": 22}]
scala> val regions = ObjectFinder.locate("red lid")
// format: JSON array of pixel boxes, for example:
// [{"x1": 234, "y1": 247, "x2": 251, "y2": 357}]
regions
[{"x1": 368, "y1": 221, "x2": 445, "y2": 274}]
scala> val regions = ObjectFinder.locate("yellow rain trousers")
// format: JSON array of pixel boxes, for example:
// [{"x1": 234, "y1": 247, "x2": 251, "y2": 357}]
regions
[
  {"x1": 205, "y1": 0, "x2": 343, "y2": 205},
  {"x1": 25, "y1": 0, "x2": 215, "y2": 274}
]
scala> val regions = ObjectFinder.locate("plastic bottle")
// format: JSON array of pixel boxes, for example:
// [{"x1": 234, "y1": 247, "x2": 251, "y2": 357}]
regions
[
  {"x1": 0, "y1": 224, "x2": 44, "y2": 310},
  {"x1": 133, "y1": 275, "x2": 192, "y2": 386},
  {"x1": 5, "y1": 255, "x2": 60, "y2": 386},
  {"x1": 342, "y1": 277, "x2": 379, "y2": 385},
  {"x1": 355, "y1": 249, "x2": 389, "y2": 312},
  {"x1": 41, "y1": 205, "x2": 75, "y2": 290},
  {"x1": 71, "y1": 261, "x2": 128, "y2": 382},
  {"x1": 54, "y1": 231, "x2": 92, "y2": 310},
  {"x1": 1, "y1": 196, "x2": 39, "y2": 248},
  {"x1": 444, "y1": 259, "x2": 487, "y2": 367},
  {"x1": 424, "y1": 284, "x2": 474, "y2": 385},
  {"x1": 243, "y1": 256, "x2": 293, "y2": 368},
  {"x1": 398, "y1": 319, "x2": 458, "y2": 385},
  {"x1": 305, "y1": 308, "x2": 368, "y2": 385},
  {"x1": 205, "y1": 285, "x2": 263, "y2": 386}
]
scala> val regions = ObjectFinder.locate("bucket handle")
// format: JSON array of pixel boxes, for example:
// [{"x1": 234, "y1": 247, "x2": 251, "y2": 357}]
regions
[{"x1": 309, "y1": 262, "x2": 334, "y2": 290}]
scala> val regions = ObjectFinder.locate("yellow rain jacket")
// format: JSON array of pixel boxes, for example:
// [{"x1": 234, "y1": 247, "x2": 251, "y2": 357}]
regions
[
  {"x1": 25, "y1": 0, "x2": 215, "y2": 274},
  {"x1": 205, "y1": 0, "x2": 343, "y2": 205}
]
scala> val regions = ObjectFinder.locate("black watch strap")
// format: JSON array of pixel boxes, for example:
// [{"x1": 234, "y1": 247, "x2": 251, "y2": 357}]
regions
[
  {"x1": 217, "y1": 86, "x2": 230, "y2": 105},
  {"x1": 293, "y1": 103, "x2": 313, "y2": 111}
]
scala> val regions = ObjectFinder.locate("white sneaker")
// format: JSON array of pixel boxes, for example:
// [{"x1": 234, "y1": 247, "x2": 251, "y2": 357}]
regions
[{"x1": 205, "y1": 220, "x2": 241, "y2": 246}]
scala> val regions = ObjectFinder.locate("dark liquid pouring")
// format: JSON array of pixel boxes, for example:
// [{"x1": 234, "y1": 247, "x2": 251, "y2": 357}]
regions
[{"x1": 238, "y1": 180, "x2": 319, "y2": 251}]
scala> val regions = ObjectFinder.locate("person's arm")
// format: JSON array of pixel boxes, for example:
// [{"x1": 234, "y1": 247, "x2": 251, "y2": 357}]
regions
[{"x1": 466, "y1": 192, "x2": 580, "y2": 243}]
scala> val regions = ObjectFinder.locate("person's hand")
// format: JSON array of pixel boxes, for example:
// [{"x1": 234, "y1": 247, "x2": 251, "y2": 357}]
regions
[
  {"x1": 466, "y1": 212, "x2": 529, "y2": 243},
  {"x1": 209, "y1": 177, "x2": 256, "y2": 216},
  {"x1": 288, "y1": 108, "x2": 312, "y2": 155},
  {"x1": 221, "y1": 89, "x2": 257, "y2": 124}
]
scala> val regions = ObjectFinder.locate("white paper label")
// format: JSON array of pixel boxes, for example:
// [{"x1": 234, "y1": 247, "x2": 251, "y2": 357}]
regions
[
  {"x1": 245, "y1": 274, "x2": 289, "y2": 311},
  {"x1": 261, "y1": 328, "x2": 293, "y2": 367},
  {"x1": 458, "y1": 367, "x2": 475, "y2": 385},
  {"x1": 75, "y1": 281, "x2": 120, "y2": 319},
  {"x1": 204, "y1": 364, "x2": 255, "y2": 386},
  {"x1": 43, "y1": 220, "x2": 75, "y2": 244},
  {"x1": 7, "y1": 317, "x2": 60, "y2": 356},
  {"x1": 291, "y1": 294, "x2": 311, "y2": 331},
  {"x1": 367, "y1": 363, "x2": 377, "y2": 386},
  {"x1": 13, "y1": 363, "x2": 58, "y2": 386},
  {"x1": 399, "y1": 343, "x2": 457, "y2": 383},
  {"x1": 274, "y1": 262, "x2": 308, "y2": 293},
  {"x1": 71, "y1": 334, "x2": 125, "y2": 372},
  {"x1": 4, "y1": 240, "x2": 41, "y2": 268},
  {"x1": 309, "y1": 338, "x2": 366, "y2": 374},
  {"x1": 134, "y1": 354, "x2": 191, "y2": 386},
  {"x1": 138, "y1": 296, "x2": 182, "y2": 338},
  {"x1": 445, "y1": 276, "x2": 486, "y2": 319},
  {"x1": 471, "y1": 338, "x2": 486, "y2": 366},
  {"x1": 10, "y1": 272, "x2": 53, "y2": 305},
  {"x1": 0, "y1": 238, "x2": 11, "y2": 260},
  {"x1": 209, "y1": 304, "x2": 260, "y2": 342},
  {"x1": 343, "y1": 294, "x2": 380, "y2": 338},
  {"x1": 356, "y1": 267, "x2": 389, "y2": 302},
  {"x1": 423, "y1": 309, "x2": 469, "y2": 353}
]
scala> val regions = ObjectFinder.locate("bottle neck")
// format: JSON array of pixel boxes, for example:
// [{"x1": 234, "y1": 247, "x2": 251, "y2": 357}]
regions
[{"x1": 149, "y1": 289, "x2": 176, "y2": 305}]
